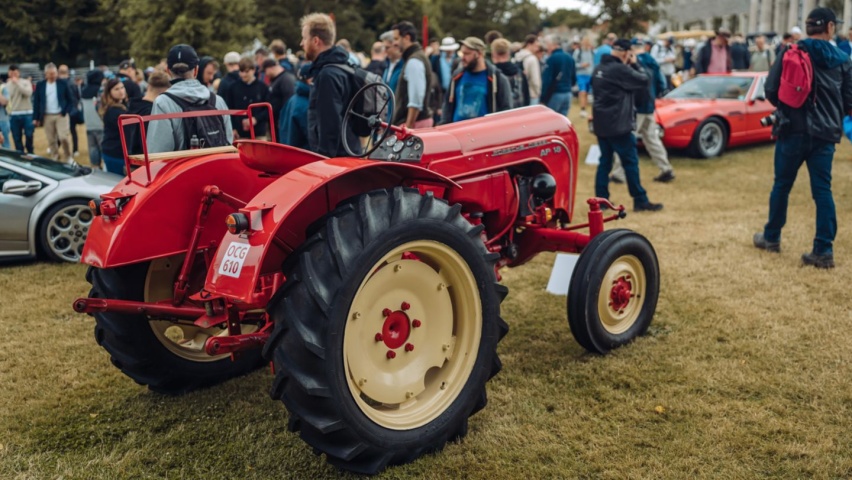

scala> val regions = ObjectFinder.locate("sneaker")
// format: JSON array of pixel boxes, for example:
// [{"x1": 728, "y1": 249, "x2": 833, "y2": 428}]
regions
[
  {"x1": 801, "y1": 251, "x2": 834, "y2": 269},
  {"x1": 634, "y1": 201, "x2": 663, "y2": 212},
  {"x1": 654, "y1": 170, "x2": 675, "y2": 183},
  {"x1": 580, "y1": 109, "x2": 588, "y2": 118},
  {"x1": 73, "y1": 151, "x2": 80, "y2": 157},
  {"x1": 753, "y1": 233, "x2": 780, "y2": 253},
  {"x1": 609, "y1": 175, "x2": 625, "y2": 184}
]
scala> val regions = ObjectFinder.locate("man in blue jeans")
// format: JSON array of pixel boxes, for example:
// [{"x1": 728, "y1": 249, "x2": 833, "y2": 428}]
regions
[
  {"x1": 754, "y1": 7, "x2": 852, "y2": 269},
  {"x1": 540, "y1": 35, "x2": 576, "y2": 116},
  {"x1": 591, "y1": 38, "x2": 663, "y2": 212},
  {"x1": 6, "y1": 65, "x2": 35, "y2": 154}
]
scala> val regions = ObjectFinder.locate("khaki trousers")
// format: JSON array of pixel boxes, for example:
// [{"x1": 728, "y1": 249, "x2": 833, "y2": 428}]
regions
[
  {"x1": 611, "y1": 113, "x2": 673, "y2": 181},
  {"x1": 44, "y1": 113, "x2": 71, "y2": 161}
]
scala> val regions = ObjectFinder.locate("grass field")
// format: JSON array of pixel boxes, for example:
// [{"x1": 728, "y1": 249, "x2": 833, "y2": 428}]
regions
[{"x1": 1, "y1": 109, "x2": 851, "y2": 479}]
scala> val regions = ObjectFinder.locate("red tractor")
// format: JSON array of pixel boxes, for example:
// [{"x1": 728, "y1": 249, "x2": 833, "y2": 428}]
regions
[{"x1": 74, "y1": 85, "x2": 659, "y2": 474}]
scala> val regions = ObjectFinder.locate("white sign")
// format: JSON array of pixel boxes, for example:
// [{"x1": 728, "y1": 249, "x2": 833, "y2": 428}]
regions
[
  {"x1": 546, "y1": 253, "x2": 579, "y2": 296},
  {"x1": 218, "y1": 242, "x2": 250, "y2": 278}
]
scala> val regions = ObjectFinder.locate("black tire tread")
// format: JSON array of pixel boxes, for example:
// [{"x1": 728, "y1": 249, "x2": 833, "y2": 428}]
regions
[{"x1": 266, "y1": 187, "x2": 508, "y2": 474}]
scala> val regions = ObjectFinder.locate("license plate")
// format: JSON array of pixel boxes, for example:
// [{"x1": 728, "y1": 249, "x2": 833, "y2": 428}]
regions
[{"x1": 218, "y1": 241, "x2": 250, "y2": 278}]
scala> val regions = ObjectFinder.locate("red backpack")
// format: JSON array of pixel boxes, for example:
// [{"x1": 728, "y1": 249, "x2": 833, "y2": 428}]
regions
[{"x1": 778, "y1": 44, "x2": 813, "y2": 108}]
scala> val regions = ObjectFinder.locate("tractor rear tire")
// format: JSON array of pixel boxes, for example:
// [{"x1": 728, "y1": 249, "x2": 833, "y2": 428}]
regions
[
  {"x1": 264, "y1": 188, "x2": 508, "y2": 474},
  {"x1": 88, "y1": 257, "x2": 265, "y2": 395},
  {"x1": 568, "y1": 229, "x2": 659, "y2": 354}
]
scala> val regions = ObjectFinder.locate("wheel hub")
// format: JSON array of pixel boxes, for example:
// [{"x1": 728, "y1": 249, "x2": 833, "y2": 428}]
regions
[
  {"x1": 381, "y1": 310, "x2": 411, "y2": 350},
  {"x1": 609, "y1": 277, "x2": 633, "y2": 312}
]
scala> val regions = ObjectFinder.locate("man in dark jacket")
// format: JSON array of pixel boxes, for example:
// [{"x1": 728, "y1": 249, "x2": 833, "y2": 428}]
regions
[
  {"x1": 754, "y1": 7, "x2": 852, "y2": 269},
  {"x1": 611, "y1": 39, "x2": 675, "y2": 183},
  {"x1": 218, "y1": 52, "x2": 242, "y2": 108},
  {"x1": 392, "y1": 21, "x2": 434, "y2": 128},
  {"x1": 695, "y1": 29, "x2": 733, "y2": 74},
  {"x1": 301, "y1": 12, "x2": 361, "y2": 157},
  {"x1": 540, "y1": 35, "x2": 576, "y2": 115},
  {"x1": 223, "y1": 57, "x2": 270, "y2": 140},
  {"x1": 32, "y1": 63, "x2": 75, "y2": 162},
  {"x1": 730, "y1": 34, "x2": 751, "y2": 71},
  {"x1": 263, "y1": 58, "x2": 296, "y2": 140},
  {"x1": 491, "y1": 38, "x2": 529, "y2": 108},
  {"x1": 591, "y1": 39, "x2": 663, "y2": 212},
  {"x1": 441, "y1": 37, "x2": 511, "y2": 124}
]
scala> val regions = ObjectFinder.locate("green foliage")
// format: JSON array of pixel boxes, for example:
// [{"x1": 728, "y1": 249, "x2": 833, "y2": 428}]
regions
[
  {"x1": 0, "y1": 0, "x2": 606, "y2": 66},
  {"x1": 595, "y1": 0, "x2": 665, "y2": 37}
]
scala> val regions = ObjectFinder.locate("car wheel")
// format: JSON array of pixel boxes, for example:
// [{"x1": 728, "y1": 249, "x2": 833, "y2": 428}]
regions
[
  {"x1": 568, "y1": 229, "x2": 660, "y2": 354},
  {"x1": 264, "y1": 188, "x2": 508, "y2": 474},
  {"x1": 39, "y1": 199, "x2": 94, "y2": 263},
  {"x1": 689, "y1": 117, "x2": 727, "y2": 158}
]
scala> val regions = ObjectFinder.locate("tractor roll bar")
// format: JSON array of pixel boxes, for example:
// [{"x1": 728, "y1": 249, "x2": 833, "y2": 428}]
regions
[{"x1": 117, "y1": 102, "x2": 275, "y2": 186}]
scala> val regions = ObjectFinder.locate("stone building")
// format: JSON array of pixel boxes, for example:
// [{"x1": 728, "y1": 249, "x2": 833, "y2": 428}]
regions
[{"x1": 657, "y1": 0, "x2": 852, "y2": 35}]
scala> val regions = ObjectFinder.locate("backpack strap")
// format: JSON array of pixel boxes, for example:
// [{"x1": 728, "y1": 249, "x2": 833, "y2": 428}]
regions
[{"x1": 327, "y1": 63, "x2": 356, "y2": 75}]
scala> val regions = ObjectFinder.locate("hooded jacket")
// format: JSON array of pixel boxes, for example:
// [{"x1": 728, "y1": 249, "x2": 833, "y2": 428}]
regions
[
  {"x1": 280, "y1": 80, "x2": 310, "y2": 149},
  {"x1": 494, "y1": 61, "x2": 530, "y2": 108},
  {"x1": 81, "y1": 70, "x2": 104, "y2": 131},
  {"x1": 307, "y1": 46, "x2": 361, "y2": 157},
  {"x1": 514, "y1": 48, "x2": 542, "y2": 99},
  {"x1": 224, "y1": 75, "x2": 269, "y2": 138},
  {"x1": 441, "y1": 62, "x2": 512, "y2": 124},
  {"x1": 218, "y1": 70, "x2": 241, "y2": 107},
  {"x1": 591, "y1": 55, "x2": 648, "y2": 138},
  {"x1": 145, "y1": 79, "x2": 232, "y2": 153},
  {"x1": 766, "y1": 38, "x2": 852, "y2": 143},
  {"x1": 634, "y1": 52, "x2": 666, "y2": 115}
]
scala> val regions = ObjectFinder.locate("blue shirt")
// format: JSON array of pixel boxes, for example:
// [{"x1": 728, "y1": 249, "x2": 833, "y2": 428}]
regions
[
  {"x1": 453, "y1": 70, "x2": 489, "y2": 123},
  {"x1": 593, "y1": 45, "x2": 611, "y2": 67},
  {"x1": 440, "y1": 55, "x2": 453, "y2": 91}
]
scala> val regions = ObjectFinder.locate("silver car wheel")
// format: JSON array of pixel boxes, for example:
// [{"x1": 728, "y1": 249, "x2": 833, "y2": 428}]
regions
[
  {"x1": 45, "y1": 203, "x2": 93, "y2": 262},
  {"x1": 699, "y1": 122, "x2": 724, "y2": 157}
]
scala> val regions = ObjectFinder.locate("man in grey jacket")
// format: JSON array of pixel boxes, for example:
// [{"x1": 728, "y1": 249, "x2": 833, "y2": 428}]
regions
[{"x1": 146, "y1": 44, "x2": 233, "y2": 153}]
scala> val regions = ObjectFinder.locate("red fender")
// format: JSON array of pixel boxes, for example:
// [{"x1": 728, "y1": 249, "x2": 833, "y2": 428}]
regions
[
  {"x1": 203, "y1": 158, "x2": 459, "y2": 305},
  {"x1": 82, "y1": 153, "x2": 277, "y2": 268}
]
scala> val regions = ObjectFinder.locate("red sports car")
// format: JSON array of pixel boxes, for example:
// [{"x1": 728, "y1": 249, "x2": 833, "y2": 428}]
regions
[{"x1": 654, "y1": 72, "x2": 774, "y2": 158}]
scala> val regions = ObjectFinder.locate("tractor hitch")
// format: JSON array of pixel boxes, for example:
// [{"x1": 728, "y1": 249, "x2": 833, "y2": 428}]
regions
[
  {"x1": 204, "y1": 328, "x2": 271, "y2": 356},
  {"x1": 72, "y1": 298, "x2": 206, "y2": 320}
]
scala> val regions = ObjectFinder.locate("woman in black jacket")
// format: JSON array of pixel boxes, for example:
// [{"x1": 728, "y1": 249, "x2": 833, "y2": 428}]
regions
[{"x1": 99, "y1": 78, "x2": 129, "y2": 175}]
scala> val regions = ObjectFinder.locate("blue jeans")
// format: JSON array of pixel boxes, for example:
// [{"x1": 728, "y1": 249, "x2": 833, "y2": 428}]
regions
[
  {"x1": 0, "y1": 120, "x2": 10, "y2": 148},
  {"x1": 546, "y1": 92, "x2": 571, "y2": 116},
  {"x1": 595, "y1": 133, "x2": 649, "y2": 206},
  {"x1": 763, "y1": 134, "x2": 836, "y2": 255},
  {"x1": 102, "y1": 153, "x2": 126, "y2": 175},
  {"x1": 10, "y1": 114, "x2": 34, "y2": 153}
]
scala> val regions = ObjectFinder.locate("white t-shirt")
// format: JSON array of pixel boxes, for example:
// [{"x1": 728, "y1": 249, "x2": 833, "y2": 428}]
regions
[{"x1": 45, "y1": 82, "x2": 61, "y2": 114}]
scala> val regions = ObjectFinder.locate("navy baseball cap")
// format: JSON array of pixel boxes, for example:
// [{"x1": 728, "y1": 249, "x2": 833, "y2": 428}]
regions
[
  {"x1": 167, "y1": 44, "x2": 200, "y2": 72},
  {"x1": 612, "y1": 39, "x2": 632, "y2": 51},
  {"x1": 807, "y1": 7, "x2": 842, "y2": 27}
]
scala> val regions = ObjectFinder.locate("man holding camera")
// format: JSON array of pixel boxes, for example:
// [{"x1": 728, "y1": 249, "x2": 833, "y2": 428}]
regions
[
  {"x1": 592, "y1": 38, "x2": 663, "y2": 212},
  {"x1": 754, "y1": 8, "x2": 852, "y2": 269}
]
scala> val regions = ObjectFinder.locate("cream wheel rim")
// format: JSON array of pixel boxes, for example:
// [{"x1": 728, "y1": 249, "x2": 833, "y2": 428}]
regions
[
  {"x1": 144, "y1": 254, "x2": 256, "y2": 362},
  {"x1": 597, "y1": 254, "x2": 646, "y2": 335},
  {"x1": 344, "y1": 240, "x2": 482, "y2": 430}
]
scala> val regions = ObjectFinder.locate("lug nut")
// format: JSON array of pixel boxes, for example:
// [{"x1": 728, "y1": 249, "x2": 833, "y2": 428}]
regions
[
  {"x1": 387, "y1": 350, "x2": 396, "y2": 359},
  {"x1": 382, "y1": 308, "x2": 392, "y2": 317},
  {"x1": 401, "y1": 302, "x2": 410, "y2": 311},
  {"x1": 375, "y1": 333, "x2": 383, "y2": 342},
  {"x1": 412, "y1": 319, "x2": 422, "y2": 328},
  {"x1": 405, "y1": 343, "x2": 414, "y2": 352}
]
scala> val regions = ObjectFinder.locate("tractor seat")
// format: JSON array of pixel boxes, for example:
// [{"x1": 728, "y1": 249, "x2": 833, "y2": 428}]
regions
[{"x1": 235, "y1": 139, "x2": 327, "y2": 174}]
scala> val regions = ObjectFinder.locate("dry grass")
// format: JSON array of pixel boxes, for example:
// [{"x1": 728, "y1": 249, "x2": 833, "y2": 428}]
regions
[{"x1": 1, "y1": 109, "x2": 852, "y2": 479}]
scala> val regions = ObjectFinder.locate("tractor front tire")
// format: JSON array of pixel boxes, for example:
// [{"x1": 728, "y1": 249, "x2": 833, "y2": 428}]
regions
[
  {"x1": 568, "y1": 229, "x2": 659, "y2": 354},
  {"x1": 88, "y1": 257, "x2": 265, "y2": 395},
  {"x1": 264, "y1": 188, "x2": 508, "y2": 474}
]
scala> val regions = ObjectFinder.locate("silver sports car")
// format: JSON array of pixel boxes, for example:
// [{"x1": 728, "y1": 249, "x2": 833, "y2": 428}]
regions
[{"x1": 0, "y1": 149, "x2": 121, "y2": 263}]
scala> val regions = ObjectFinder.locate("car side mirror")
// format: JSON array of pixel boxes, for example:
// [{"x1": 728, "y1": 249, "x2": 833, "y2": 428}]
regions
[{"x1": 2, "y1": 179, "x2": 42, "y2": 196}]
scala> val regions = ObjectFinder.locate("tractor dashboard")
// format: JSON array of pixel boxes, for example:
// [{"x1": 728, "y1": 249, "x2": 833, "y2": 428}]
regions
[{"x1": 369, "y1": 134, "x2": 424, "y2": 163}]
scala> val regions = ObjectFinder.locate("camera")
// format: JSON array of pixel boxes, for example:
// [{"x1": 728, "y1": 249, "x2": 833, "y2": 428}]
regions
[{"x1": 760, "y1": 113, "x2": 776, "y2": 127}]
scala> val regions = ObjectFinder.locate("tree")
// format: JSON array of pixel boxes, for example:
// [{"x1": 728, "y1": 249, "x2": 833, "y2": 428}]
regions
[
  {"x1": 118, "y1": 0, "x2": 258, "y2": 66},
  {"x1": 594, "y1": 0, "x2": 666, "y2": 37},
  {"x1": 543, "y1": 8, "x2": 597, "y2": 30}
]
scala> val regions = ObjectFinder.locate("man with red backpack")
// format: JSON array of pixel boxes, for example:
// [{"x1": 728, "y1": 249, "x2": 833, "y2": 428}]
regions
[{"x1": 754, "y1": 8, "x2": 852, "y2": 269}]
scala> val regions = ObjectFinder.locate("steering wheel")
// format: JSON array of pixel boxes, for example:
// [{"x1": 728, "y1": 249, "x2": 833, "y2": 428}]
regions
[{"x1": 342, "y1": 82, "x2": 396, "y2": 157}]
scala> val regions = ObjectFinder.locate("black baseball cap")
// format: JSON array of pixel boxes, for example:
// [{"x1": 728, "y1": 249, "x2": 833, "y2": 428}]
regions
[
  {"x1": 612, "y1": 39, "x2": 632, "y2": 52},
  {"x1": 806, "y1": 7, "x2": 843, "y2": 27},
  {"x1": 167, "y1": 44, "x2": 200, "y2": 72}
]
